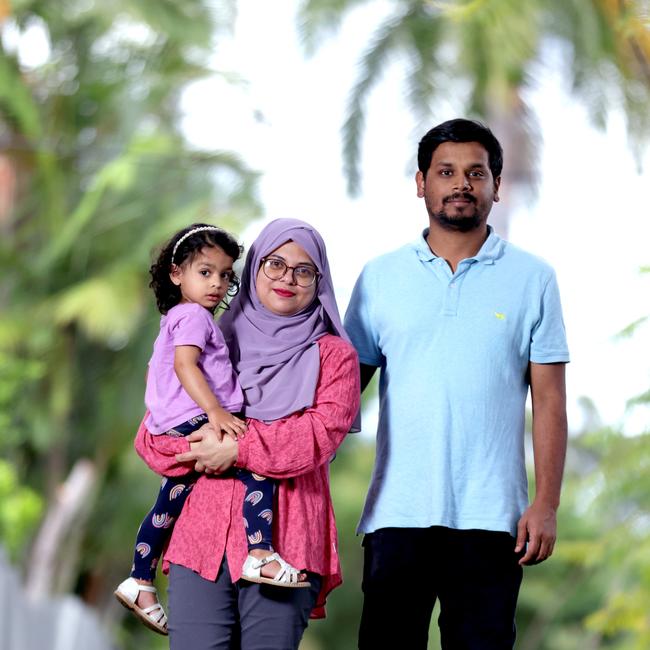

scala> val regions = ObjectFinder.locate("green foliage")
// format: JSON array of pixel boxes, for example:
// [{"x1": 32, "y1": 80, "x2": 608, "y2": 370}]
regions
[
  {"x1": 514, "y1": 427, "x2": 650, "y2": 649},
  {"x1": 302, "y1": 435, "x2": 374, "y2": 648},
  {"x1": 0, "y1": 460, "x2": 43, "y2": 560},
  {"x1": 0, "y1": 2, "x2": 258, "y2": 645}
]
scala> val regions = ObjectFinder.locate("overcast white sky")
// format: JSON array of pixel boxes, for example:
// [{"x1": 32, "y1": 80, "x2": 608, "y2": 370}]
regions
[{"x1": 179, "y1": 1, "x2": 650, "y2": 437}]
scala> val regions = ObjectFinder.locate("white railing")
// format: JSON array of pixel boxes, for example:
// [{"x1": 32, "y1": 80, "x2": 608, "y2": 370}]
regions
[{"x1": 0, "y1": 549, "x2": 114, "y2": 650}]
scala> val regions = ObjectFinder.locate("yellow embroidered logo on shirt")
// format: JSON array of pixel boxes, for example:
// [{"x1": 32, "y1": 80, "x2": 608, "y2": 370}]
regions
[{"x1": 494, "y1": 312, "x2": 506, "y2": 320}]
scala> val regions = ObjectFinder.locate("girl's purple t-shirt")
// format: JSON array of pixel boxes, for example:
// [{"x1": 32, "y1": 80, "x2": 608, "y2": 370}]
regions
[{"x1": 144, "y1": 303, "x2": 244, "y2": 434}]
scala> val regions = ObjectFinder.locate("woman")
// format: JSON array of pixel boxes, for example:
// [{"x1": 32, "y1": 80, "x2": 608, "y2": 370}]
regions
[{"x1": 134, "y1": 218, "x2": 360, "y2": 649}]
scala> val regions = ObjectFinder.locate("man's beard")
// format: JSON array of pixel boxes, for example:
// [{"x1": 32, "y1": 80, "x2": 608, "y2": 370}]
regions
[
  {"x1": 430, "y1": 193, "x2": 484, "y2": 232},
  {"x1": 430, "y1": 209, "x2": 482, "y2": 232}
]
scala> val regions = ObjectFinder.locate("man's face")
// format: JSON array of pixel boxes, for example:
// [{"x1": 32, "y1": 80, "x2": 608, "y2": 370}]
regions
[{"x1": 415, "y1": 141, "x2": 500, "y2": 232}]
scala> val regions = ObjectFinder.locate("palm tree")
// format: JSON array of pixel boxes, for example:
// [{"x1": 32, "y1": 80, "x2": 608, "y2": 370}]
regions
[
  {"x1": 0, "y1": 2, "x2": 258, "y2": 643},
  {"x1": 297, "y1": 0, "x2": 650, "y2": 234}
]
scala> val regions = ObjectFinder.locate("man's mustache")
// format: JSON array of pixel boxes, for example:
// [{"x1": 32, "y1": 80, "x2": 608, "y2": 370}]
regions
[{"x1": 444, "y1": 192, "x2": 476, "y2": 203}]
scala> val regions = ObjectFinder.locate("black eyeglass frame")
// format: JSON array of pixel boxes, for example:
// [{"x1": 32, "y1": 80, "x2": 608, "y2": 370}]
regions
[{"x1": 259, "y1": 256, "x2": 321, "y2": 288}]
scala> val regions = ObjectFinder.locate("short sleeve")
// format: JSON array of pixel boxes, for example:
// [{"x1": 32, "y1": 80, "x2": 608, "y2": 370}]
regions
[
  {"x1": 344, "y1": 265, "x2": 382, "y2": 367},
  {"x1": 530, "y1": 271, "x2": 570, "y2": 364},
  {"x1": 167, "y1": 304, "x2": 211, "y2": 351}
]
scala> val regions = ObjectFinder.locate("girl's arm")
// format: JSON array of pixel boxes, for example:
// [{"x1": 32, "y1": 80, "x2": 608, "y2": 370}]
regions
[
  {"x1": 174, "y1": 345, "x2": 246, "y2": 440},
  {"x1": 235, "y1": 337, "x2": 360, "y2": 479}
]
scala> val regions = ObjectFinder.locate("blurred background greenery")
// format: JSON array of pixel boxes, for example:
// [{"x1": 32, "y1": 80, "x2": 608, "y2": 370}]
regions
[{"x1": 1, "y1": 1, "x2": 649, "y2": 648}]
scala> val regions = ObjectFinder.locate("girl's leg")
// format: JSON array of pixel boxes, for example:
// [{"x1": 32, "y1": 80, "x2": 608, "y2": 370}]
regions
[
  {"x1": 129, "y1": 474, "x2": 194, "y2": 609},
  {"x1": 118, "y1": 417, "x2": 205, "y2": 632},
  {"x1": 237, "y1": 574, "x2": 322, "y2": 650},
  {"x1": 236, "y1": 469, "x2": 275, "y2": 551},
  {"x1": 168, "y1": 561, "x2": 239, "y2": 650},
  {"x1": 131, "y1": 475, "x2": 194, "y2": 580},
  {"x1": 126, "y1": 415, "x2": 205, "y2": 611},
  {"x1": 236, "y1": 470, "x2": 307, "y2": 584}
]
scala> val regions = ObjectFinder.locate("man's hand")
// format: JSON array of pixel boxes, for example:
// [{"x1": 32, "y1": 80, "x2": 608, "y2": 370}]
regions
[
  {"x1": 176, "y1": 423, "x2": 239, "y2": 474},
  {"x1": 515, "y1": 500, "x2": 557, "y2": 565}
]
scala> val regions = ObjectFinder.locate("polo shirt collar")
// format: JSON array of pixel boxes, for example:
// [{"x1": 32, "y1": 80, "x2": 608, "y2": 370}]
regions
[{"x1": 414, "y1": 225, "x2": 505, "y2": 265}]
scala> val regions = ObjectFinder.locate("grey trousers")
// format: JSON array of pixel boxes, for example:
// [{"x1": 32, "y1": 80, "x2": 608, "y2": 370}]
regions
[{"x1": 168, "y1": 560, "x2": 322, "y2": 650}]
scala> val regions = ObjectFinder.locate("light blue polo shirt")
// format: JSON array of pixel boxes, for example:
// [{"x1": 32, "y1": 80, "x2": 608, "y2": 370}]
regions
[{"x1": 344, "y1": 228, "x2": 569, "y2": 536}]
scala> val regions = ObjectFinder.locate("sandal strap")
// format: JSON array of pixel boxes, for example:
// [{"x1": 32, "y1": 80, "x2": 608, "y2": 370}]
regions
[
  {"x1": 242, "y1": 552, "x2": 307, "y2": 585},
  {"x1": 142, "y1": 603, "x2": 167, "y2": 625},
  {"x1": 274, "y1": 566, "x2": 293, "y2": 583},
  {"x1": 274, "y1": 559, "x2": 300, "y2": 583},
  {"x1": 262, "y1": 554, "x2": 302, "y2": 584},
  {"x1": 251, "y1": 552, "x2": 280, "y2": 569}
]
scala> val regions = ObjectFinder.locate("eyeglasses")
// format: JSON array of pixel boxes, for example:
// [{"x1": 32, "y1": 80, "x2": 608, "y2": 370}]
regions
[{"x1": 260, "y1": 257, "x2": 320, "y2": 287}]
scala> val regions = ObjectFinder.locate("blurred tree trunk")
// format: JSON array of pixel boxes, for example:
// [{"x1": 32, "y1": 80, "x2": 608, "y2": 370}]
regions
[{"x1": 25, "y1": 460, "x2": 96, "y2": 599}]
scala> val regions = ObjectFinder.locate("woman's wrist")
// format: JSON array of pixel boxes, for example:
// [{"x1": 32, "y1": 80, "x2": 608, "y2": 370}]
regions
[{"x1": 233, "y1": 428, "x2": 247, "y2": 468}]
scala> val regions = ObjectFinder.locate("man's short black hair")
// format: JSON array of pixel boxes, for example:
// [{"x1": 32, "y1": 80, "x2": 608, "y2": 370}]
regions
[{"x1": 417, "y1": 119, "x2": 503, "y2": 180}]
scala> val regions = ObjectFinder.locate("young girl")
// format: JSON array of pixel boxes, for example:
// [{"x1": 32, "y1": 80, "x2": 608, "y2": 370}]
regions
[{"x1": 115, "y1": 224, "x2": 308, "y2": 637}]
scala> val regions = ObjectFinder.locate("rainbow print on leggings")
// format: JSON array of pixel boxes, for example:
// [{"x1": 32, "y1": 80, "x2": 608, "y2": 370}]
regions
[
  {"x1": 245, "y1": 491, "x2": 264, "y2": 506},
  {"x1": 136, "y1": 543, "x2": 151, "y2": 558},
  {"x1": 247, "y1": 531, "x2": 263, "y2": 545},
  {"x1": 258, "y1": 509, "x2": 273, "y2": 524},
  {"x1": 152, "y1": 513, "x2": 171, "y2": 528}
]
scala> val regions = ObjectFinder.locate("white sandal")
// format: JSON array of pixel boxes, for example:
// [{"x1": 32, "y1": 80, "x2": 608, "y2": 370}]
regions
[
  {"x1": 114, "y1": 577, "x2": 168, "y2": 635},
  {"x1": 241, "y1": 553, "x2": 311, "y2": 588}
]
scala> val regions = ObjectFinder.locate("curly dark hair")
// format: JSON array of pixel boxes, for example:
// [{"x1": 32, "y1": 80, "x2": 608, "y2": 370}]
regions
[{"x1": 149, "y1": 223, "x2": 244, "y2": 314}]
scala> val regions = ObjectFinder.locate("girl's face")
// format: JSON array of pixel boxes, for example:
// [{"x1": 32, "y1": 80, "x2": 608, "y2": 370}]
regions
[
  {"x1": 170, "y1": 245, "x2": 235, "y2": 311},
  {"x1": 255, "y1": 241, "x2": 318, "y2": 316}
]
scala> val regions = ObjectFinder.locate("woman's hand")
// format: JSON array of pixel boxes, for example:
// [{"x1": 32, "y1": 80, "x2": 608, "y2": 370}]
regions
[{"x1": 176, "y1": 423, "x2": 238, "y2": 474}]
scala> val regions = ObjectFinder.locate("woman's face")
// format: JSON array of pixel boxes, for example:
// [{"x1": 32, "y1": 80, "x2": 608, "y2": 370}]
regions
[{"x1": 255, "y1": 241, "x2": 318, "y2": 316}]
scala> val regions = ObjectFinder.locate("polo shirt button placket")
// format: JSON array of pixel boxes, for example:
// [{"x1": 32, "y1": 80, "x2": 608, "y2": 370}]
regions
[{"x1": 443, "y1": 276, "x2": 460, "y2": 316}]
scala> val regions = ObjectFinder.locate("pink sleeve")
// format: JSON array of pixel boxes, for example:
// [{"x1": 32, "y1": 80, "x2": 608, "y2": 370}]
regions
[
  {"x1": 134, "y1": 415, "x2": 194, "y2": 477},
  {"x1": 235, "y1": 337, "x2": 360, "y2": 479}
]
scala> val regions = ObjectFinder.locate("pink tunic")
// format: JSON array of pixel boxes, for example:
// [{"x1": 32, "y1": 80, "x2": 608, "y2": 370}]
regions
[{"x1": 134, "y1": 334, "x2": 360, "y2": 618}]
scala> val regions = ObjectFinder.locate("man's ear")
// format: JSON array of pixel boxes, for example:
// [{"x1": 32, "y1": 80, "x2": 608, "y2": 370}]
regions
[
  {"x1": 493, "y1": 176, "x2": 501, "y2": 203},
  {"x1": 170, "y1": 264, "x2": 182, "y2": 286},
  {"x1": 415, "y1": 170, "x2": 426, "y2": 198}
]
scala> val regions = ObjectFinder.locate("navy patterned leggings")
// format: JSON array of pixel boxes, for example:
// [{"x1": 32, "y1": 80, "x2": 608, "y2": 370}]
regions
[{"x1": 131, "y1": 414, "x2": 276, "y2": 581}]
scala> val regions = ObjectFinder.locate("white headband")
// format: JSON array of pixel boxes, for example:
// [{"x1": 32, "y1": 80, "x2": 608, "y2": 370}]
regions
[{"x1": 172, "y1": 226, "x2": 223, "y2": 263}]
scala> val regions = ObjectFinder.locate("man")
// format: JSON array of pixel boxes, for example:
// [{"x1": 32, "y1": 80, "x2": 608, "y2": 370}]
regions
[{"x1": 344, "y1": 119, "x2": 569, "y2": 649}]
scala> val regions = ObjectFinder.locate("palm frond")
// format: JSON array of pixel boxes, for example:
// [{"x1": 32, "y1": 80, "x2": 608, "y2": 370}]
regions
[
  {"x1": 48, "y1": 265, "x2": 145, "y2": 345},
  {"x1": 299, "y1": 0, "x2": 650, "y2": 194},
  {"x1": 615, "y1": 315, "x2": 649, "y2": 339},
  {"x1": 297, "y1": 0, "x2": 378, "y2": 56},
  {"x1": 454, "y1": 0, "x2": 540, "y2": 114},
  {"x1": 402, "y1": 5, "x2": 446, "y2": 125},
  {"x1": 545, "y1": 0, "x2": 650, "y2": 153},
  {"x1": 342, "y1": 7, "x2": 414, "y2": 195}
]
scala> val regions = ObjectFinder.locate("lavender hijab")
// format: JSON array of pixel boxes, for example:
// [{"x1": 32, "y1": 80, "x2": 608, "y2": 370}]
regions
[{"x1": 219, "y1": 218, "x2": 359, "y2": 431}]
